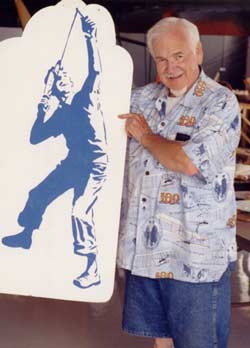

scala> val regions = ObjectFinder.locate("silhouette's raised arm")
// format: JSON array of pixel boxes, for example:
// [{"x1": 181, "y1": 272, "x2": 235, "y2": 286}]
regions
[
  {"x1": 73, "y1": 16, "x2": 101, "y2": 104},
  {"x1": 29, "y1": 15, "x2": 104, "y2": 146}
]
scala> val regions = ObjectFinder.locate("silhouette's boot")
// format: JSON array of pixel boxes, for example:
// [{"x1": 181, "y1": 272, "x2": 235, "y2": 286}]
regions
[
  {"x1": 2, "y1": 229, "x2": 33, "y2": 249},
  {"x1": 73, "y1": 253, "x2": 100, "y2": 289}
]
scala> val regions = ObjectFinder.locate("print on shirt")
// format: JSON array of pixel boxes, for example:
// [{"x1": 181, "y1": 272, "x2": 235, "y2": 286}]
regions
[
  {"x1": 213, "y1": 173, "x2": 229, "y2": 202},
  {"x1": 155, "y1": 97, "x2": 167, "y2": 119},
  {"x1": 143, "y1": 219, "x2": 162, "y2": 249}
]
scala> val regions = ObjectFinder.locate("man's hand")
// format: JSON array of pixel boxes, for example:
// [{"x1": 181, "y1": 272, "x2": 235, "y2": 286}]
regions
[
  {"x1": 118, "y1": 113, "x2": 153, "y2": 143},
  {"x1": 119, "y1": 113, "x2": 198, "y2": 176}
]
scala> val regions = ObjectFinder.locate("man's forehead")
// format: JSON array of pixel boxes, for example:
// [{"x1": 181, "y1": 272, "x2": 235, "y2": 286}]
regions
[
  {"x1": 162, "y1": 29, "x2": 190, "y2": 43},
  {"x1": 153, "y1": 39, "x2": 189, "y2": 54},
  {"x1": 153, "y1": 30, "x2": 192, "y2": 51}
]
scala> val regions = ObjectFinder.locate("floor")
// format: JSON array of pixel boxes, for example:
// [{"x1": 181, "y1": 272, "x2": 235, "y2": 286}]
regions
[{"x1": 0, "y1": 251, "x2": 249, "y2": 348}]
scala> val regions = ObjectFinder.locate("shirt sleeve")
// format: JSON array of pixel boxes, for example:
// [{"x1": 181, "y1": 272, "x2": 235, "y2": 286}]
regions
[
  {"x1": 182, "y1": 91, "x2": 241, "y2": 183},
  {"x1": 130, "y1": 87, "x2": 143, "y2": 113}
]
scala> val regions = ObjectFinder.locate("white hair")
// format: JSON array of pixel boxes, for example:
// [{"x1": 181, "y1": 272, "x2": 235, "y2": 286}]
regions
[{"x1": 147, "y1": 17, "x2": 200, "y2": 57}]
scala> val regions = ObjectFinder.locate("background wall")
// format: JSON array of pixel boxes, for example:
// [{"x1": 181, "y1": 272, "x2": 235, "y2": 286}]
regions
[
  {"x1": 120, "y1": 33, "x2": 248, "y2": 88},
  {"x1": 0, "y1": 27, "x2": 22, "y2": 40}
]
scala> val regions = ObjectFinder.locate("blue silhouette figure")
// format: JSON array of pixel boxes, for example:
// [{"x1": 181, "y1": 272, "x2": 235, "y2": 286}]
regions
[{"x1": 2, "y1": 13, "x2": 108, "y2": 289}]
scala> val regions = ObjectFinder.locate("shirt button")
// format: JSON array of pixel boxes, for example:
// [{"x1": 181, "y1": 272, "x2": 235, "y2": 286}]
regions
[
  {"x1": 145, "y1": 171, "x2": 150, "y2": 175},
  {"x1": 142, "y1": 198, "x2": 147, "y2": 202},
  {"x1": 161, "y1": 122, "x2": 165, "y2": 126}
]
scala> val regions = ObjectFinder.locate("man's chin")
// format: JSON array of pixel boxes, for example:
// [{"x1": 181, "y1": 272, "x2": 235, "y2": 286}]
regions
[
  {"x1": 163, "y1": 80, "x2": 188, "y2": 94},
  {"x1": 162, "y1": 77, "x2": 185, "y2": 89},
  {"x1": 170, "y1": 86, "x2": 188, "y2": 96}
]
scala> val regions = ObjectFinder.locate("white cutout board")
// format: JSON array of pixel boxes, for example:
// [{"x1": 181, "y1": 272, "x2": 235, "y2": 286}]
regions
[{"x1": 0, "y1": 0, "x2": 133, "y2": 302}]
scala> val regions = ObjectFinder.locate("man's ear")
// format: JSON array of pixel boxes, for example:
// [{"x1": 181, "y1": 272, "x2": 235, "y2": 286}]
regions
[{"x1": 196, "y1": 42, "x2": 203, "y2": 65}]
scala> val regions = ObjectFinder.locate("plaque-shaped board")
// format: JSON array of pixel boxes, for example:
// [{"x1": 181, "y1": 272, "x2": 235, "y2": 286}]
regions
[{"x1": 0, "y1": 0, "x2": 132, "y2": 302}]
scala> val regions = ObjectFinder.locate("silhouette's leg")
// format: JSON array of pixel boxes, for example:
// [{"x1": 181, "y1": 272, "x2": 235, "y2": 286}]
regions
[
  {"x1": 2, "y1": 228, "x2": 34, "y2": 249},
  {"x1": 2, "y1": 161, "x2": 73, "y2": 249},
  {"x1": 72, "y1": 157, "x2": 107, "y2": 289},
  {"x1": 73, "y1": 252, "x2": 100, "y2": 289}
]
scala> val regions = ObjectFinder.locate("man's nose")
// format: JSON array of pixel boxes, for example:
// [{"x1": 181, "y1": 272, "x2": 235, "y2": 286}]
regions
[{"x1": 166, "y1": 60, "x2": 177, "y2": 73}]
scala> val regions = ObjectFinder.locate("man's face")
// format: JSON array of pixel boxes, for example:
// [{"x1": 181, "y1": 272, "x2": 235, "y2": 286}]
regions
[{"x1": 152, "y1": 28, "x2": 203, "y2": 92}]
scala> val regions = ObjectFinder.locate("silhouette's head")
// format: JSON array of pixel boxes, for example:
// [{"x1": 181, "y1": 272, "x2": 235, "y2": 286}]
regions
[{"x1": 54, "y1": 68, "x2": 74, "y2": 103}]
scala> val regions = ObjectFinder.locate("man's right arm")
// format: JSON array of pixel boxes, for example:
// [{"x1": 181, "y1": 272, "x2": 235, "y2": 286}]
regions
[
  {"x1": 141, "y1": 132, "x2": 198, "y2": 176},
  {"x1": 119, "y1": 112, "x2": 198, "y2": 176}
]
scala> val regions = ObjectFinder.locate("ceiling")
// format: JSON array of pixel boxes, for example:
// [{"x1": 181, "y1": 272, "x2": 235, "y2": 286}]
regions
[{"x1": 1, "y1": 0, "x2": 250, "y2": 34}]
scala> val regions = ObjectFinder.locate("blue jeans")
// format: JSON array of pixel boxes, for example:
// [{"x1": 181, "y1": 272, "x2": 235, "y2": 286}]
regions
[{"x1": 123, "y1": 268, "x2": 231, "y2": 348}]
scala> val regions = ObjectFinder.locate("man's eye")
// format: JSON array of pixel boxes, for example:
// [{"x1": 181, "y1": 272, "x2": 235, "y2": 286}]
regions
[
  {"x1": 157, "y1": 58, "x2": 165, "y2": 64},
  {"x1": 176, "y1": 54, "x2": 184, "y2": 60}
]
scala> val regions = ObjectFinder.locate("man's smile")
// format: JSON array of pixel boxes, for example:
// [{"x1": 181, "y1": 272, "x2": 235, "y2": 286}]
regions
[{"x1": 166, "y1": 73, "x2": 183, "y2": 79}]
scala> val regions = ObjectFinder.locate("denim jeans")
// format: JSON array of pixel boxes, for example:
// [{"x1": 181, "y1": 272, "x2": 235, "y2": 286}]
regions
[{"x1": 122, "y1": 268, "x2": 231, "y2": 348}]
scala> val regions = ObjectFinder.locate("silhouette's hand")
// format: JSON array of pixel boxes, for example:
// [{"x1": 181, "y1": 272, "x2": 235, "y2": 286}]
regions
[
  {"x1": 82, "y1": 16, "x2": 96, "y2": 37},
  {"x1": 43, "y1": 61, "x2": 60, "y2": 98},
  {"x1": 37, "y1": 95, "x2": 50, "y2": 116}
]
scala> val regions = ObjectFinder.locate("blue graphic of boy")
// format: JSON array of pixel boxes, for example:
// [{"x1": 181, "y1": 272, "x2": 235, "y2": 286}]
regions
[{"x1": 2, "y1": 14, "x2": 108, "y2": 289}]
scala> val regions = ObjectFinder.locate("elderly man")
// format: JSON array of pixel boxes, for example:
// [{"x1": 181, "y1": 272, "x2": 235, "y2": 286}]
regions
[{"x1": 118, "y1": 17, "x2": 240, "y2": 348}]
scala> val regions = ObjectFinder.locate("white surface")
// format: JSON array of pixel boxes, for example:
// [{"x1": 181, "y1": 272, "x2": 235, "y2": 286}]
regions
[{"x1": 0, "y1": 0, "x2": 133, "y2": 302}]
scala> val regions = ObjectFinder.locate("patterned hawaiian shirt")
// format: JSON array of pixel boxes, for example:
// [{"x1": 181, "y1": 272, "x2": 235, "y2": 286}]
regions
[{"x1": 117, "y1": 70, "x2": 241, "y2": 283}]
